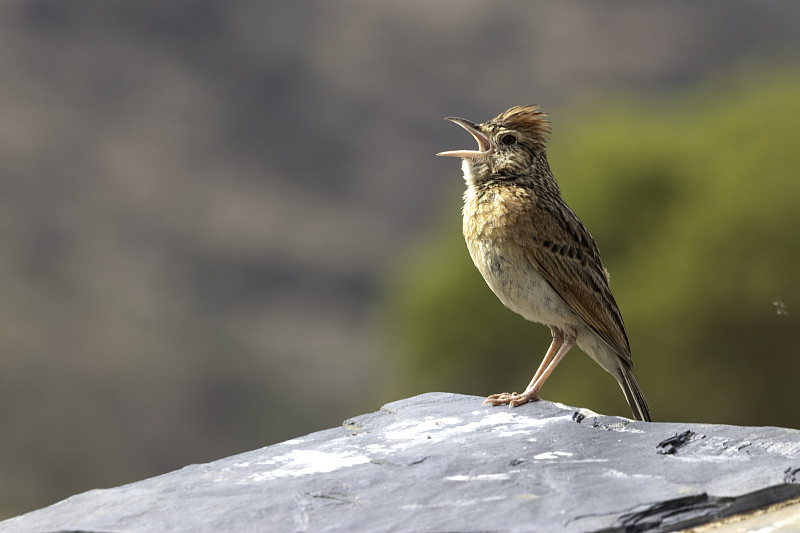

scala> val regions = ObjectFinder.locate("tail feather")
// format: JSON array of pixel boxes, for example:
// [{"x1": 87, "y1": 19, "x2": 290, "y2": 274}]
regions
[{"x1": 617, "y1": 366, "x2": 651, "y2": 422}]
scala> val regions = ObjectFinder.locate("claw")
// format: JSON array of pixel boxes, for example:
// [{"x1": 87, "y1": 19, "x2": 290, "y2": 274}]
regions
[{"x1": 483, "y1": 391, "x2": 542, "y2": 407}]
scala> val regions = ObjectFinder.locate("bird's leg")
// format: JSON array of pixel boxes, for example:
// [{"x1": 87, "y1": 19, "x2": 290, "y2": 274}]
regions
[
  {"x1": 484, "y1": 329, "x2": 575, "y2": 408},
  {"x1": 522, "y1": 328, "x2": 564, "y2": 393},
  {"x1": 483, "y1": 329, "x2": 563, "y2": 407}
]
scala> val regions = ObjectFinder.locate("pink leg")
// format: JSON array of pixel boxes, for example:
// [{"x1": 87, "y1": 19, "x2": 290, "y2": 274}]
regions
[
  {"x1": 484, "y1": 330, "x2": 576, "y2": 408},
  {"x1": 523, "y1": 328, "x2": 564, "y2": 392}
]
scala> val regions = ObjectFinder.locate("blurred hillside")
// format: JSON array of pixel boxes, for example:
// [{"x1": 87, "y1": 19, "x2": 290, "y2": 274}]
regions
[{"x1": 1, "y1": 0, "x2": 800, "y2": 520}]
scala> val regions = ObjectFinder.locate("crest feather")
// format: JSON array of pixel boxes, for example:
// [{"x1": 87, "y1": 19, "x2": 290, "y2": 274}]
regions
[{"x1": 490, "y1": 105, "x2": 551, "y2": 145}]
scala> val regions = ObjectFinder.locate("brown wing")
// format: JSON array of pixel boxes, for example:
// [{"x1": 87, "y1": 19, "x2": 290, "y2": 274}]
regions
[{"x1": 521, "y1": 197, "x2": 633, "y2": 365}]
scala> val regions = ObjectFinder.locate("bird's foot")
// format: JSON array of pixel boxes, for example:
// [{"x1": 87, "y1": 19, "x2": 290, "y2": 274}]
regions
[{"x1": 482, "y1": 390, "x2": 541, "y2": 408}]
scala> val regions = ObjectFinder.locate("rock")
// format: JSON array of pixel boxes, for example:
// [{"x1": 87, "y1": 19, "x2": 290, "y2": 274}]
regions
[{"x1": 2, "y1": 392, "x2": 800, "y2": 532}]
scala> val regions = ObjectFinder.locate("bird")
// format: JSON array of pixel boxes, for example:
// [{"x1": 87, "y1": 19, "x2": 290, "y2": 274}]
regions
[{"x1": 437, "y1": 105, "x2": 651, "y2": 422}]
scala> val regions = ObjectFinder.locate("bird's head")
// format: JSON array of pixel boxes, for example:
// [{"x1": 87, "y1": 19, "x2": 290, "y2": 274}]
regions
[{"x1": 437, "y1": 105, "x2": 552, "y2": 188}]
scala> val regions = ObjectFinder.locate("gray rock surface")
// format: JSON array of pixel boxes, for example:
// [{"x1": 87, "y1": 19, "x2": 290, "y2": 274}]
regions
[{"x1": 2, "y1": 392, "x2": 800, "y2": 533}]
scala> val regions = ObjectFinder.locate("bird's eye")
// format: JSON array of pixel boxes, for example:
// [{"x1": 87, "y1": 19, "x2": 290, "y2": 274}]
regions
[{"x1": 500, "y1": 134, "x2": 516, "y2": 146}]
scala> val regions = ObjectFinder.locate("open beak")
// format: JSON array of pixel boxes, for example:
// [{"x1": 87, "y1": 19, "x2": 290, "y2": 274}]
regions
[{"x1": 436, "y1": 117, "x2": 493, "y2": 159}]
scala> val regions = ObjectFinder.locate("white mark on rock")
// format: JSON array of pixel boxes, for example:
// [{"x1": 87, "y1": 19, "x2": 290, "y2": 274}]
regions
[
  {"x1": 667, "y1": 455, "x2": 748, "y2": 464},
  {"x1": 382, "y1": 412, "x2": 573, "y2": 451},
  {"x1": 399, "y1": 494, "x2": 506, "y2": 510},
  {"x1": 364, "y1": 443, "x2": 392, "y2": 454},
  {"x1": 604, "y1": 468, "x2": 655, "y2": 479},
  {"x1": 481, "y1": 411, "x2": 573, "y2": 429},
  {"x1": 754, "y1": 441, "x2": 800, "y2": 457},
  {"x1": 557, "y1": 403, "x2": 598, "y2": 416},
  {"x1": 249, "y1": 449, "x2": 370, "y2": 481},
  {"x1": 383, "y1": 416, "x2": 462, "y2": 441},
  {"x1": 601, "y1": 423, "x2": 646, "y2": 434},
  {"x1": 445, "y1": 473, "x2": 511, "y2": 482},
  {"x1": 496, "y1": 430, "x2": 531, "y2": 437},
  {"x1": 533, "y1": 451, "x2": 573, "y2": 460}
]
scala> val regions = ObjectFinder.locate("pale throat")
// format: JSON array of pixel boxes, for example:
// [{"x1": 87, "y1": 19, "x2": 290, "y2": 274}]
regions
[{"x1": 461, "y1": 158, "x2": 484, "y2": 189}]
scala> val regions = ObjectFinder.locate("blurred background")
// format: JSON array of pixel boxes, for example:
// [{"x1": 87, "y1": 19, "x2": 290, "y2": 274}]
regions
[{"x1": 1, "y1": 0, "x2": 799, "y2": 520}]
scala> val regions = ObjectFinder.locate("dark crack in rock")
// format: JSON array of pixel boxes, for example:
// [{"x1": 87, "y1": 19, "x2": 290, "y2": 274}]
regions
[{"x1": 656, "y1": 430, "x2": 700, "y2": 455}]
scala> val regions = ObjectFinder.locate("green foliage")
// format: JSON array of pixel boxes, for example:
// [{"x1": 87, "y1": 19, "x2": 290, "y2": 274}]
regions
[{"x1": 382, "y1": 67, "x2": 800, "y2": 426}]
